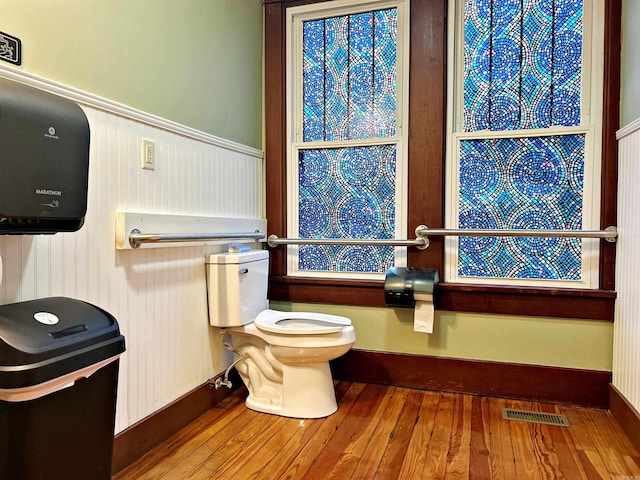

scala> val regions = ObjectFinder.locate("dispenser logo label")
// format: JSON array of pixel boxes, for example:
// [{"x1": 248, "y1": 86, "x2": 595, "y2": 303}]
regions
[
  {"x1": 36, "y1": 189, "x2": 62, "y2": 196},
  {"x1": 0, "y1": 31, "x2": 21, "y2": 66},
  {"x1": 44, "y1": 126, "x2": 59, "y2": 140},
  {"x1": 34, "y1": 312, "x2": 59, "y2": 325}
]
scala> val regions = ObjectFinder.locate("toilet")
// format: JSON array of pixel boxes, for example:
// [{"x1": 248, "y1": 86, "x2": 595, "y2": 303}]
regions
[{"x1": 205, "y1": 248, "x2": 356, "y2": 418}]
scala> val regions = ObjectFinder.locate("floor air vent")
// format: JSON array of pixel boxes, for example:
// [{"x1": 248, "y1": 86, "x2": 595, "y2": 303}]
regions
[{"x1": 502, "y1": 408, "x2": 570, "y2": 427}]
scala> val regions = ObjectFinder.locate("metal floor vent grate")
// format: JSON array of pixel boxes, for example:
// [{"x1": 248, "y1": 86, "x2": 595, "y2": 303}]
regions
[{"x1": 502, "y1": 408, "x2": 570, "y2": 427}]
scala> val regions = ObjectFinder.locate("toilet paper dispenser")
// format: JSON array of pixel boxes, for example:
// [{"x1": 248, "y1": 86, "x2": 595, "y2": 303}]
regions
[
  {"x1": 384, "y1": 267, "x2": 439, "y2": 308},
  {"x1": 0, "y1": 78, "x2": 90, "y2": 234}
]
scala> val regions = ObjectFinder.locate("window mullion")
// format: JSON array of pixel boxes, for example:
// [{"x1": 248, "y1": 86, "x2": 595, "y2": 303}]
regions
[{"x1": 455, "y1": 125, "x2": 591, "y2": 141}]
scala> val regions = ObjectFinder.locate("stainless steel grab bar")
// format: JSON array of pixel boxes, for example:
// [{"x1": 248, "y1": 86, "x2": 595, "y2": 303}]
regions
[
  {"x1": 266, "y1": 225, "x2": 618, "y2": 249},
  {"x1": 128, "y1": 224, "x2": 618, "y2": 250},
  {"x1": 128, "y1": 229, "x2": 265, "y2": 249},
  {"x1": 266, "y1": 235, "x2": 429, "y2": 249},
  {"x1": 415, "y1": 225, "x2": 618, "y2": 242}
]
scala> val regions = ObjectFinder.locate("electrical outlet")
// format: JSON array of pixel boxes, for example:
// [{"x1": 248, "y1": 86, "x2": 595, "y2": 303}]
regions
[{"x1": 141, "y1": 139, "x2": 155, "y2": 170}]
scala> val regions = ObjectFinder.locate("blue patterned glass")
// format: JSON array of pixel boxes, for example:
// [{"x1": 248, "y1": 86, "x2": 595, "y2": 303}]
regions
[
  {"x1": 463, "y1": 0, "x2": 583, "y2": 131},
  {"x1": 302, "y1": 9, "x2": 397, "y2": 142},
  {"x1": 298, "y1": 146, "x2": 396, "y2": 273},
  {"x1": 298, "y1": 7, "x2": 398, "y2": 274},
  {"x1": 460, "y1": 0, "x2": 585, "y2": 282},
  {"x1": 458, "y1": 135, "x2": 584, "y2": 280}
]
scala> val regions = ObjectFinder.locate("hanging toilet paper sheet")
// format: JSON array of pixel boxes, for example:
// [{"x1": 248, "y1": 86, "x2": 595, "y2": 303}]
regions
[{"x1": 413, "y1": 293, "x2": 434, "y2": 333}]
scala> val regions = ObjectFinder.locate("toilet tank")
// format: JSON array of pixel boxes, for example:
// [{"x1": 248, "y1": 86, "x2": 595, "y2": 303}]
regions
[{"x1": 205, "y1": 249, "x2": 269, "y2": 327}]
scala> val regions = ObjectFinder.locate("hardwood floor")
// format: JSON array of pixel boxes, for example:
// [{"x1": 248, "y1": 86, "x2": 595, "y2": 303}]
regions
[{"x1": 113, "y1": 382, "x2": 640, "y2": 479}]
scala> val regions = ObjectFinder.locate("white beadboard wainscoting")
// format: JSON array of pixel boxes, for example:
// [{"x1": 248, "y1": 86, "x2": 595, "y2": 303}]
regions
[
  {"x1": 0, "y1": 71, "x2": 264, "y2": 434},
  {"x1": 614, "y1": 118, "x2": 640, "y2": 414}
]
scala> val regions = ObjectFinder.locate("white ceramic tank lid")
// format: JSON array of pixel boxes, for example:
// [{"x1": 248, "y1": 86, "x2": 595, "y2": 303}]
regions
[{"x1": 205, "y1": 248, "x2": 268, "y2": 264}]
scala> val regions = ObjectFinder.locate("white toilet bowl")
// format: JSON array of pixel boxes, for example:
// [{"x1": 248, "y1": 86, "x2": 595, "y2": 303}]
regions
[
  {"x1": 206, "y1": 250, "x2": 356, "y2": 418},
  {"x1": 229, "y1": 310, "x2": 355, "y2": 418}
]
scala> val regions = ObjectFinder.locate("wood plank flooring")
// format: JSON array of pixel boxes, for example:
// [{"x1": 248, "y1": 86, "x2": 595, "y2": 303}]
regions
[{"x1": 113, "y1": 382, "x2": 640, "y2": 480}]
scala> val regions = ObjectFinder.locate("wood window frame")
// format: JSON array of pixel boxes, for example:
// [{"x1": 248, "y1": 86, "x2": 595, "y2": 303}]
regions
[{"x1": 264, "y1": 0, "x2": 620, "y2": 321}]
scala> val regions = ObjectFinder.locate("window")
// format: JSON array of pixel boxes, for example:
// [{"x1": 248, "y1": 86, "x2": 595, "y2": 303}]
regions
[
  {"x1": 446, "y1": 0, "x2": 604, "y2": 289},
  {"x1": 285, "y1": 1, "x2": 410, "y2": 279},
  {"x1": 265, "y1": 0, "x2": 619, "y2": 319}
]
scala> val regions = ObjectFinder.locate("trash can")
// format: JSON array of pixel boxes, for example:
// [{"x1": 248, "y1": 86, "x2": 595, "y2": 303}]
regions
[{"x1": 0, "y1": 297, "x2": 126, "y2": 480}]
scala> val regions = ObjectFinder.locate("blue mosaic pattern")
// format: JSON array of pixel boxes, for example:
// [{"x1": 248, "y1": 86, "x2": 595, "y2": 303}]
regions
[
  {"x1": 463, "y1": 0, "x2": 583, "y2": 131},
  {"x1": 302, "y1": 8, "x2": 397, "y2": 142},
  {"x1": 297, "y1": 8, "x2": 398, "y2": 274},
  {"x1": 298, "y1": 146, "x2": 396, "y2": 273},
  {"x1": 458, "y1": 134, "x2": 584, "y2": 280}
]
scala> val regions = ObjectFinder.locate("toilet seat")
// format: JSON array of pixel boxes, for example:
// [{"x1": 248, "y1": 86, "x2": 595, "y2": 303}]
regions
[{"x1": 254, "y1": 309, "x2": 351, "y2": 335}]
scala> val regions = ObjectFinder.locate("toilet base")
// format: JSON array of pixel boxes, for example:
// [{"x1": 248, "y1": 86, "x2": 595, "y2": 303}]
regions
[{"x1": 244, "y1": 361, "x2": 337, "y2": 418}]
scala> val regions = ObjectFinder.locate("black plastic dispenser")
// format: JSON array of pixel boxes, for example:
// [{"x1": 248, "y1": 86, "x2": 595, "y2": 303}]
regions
[
  {"x1": 0, "y1": 78, "x2": 90, "y2": 234},
  {"x1": 384, "y1": 267, "x2": 439, "y2": 308}
]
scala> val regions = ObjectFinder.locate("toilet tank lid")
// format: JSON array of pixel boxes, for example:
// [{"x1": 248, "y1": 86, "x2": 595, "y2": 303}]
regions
[{"x1": 205, "y1": 249, "x2": 268, "y2": 264}]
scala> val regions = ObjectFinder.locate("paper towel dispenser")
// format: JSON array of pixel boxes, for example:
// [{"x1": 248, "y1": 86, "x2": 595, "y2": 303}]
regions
[
  {"x1": 384, "y1": 267, "x2": 439, "y2": 308},
  {"x1": 0, "y1": 78, "x2": 90, "y2": 234}
]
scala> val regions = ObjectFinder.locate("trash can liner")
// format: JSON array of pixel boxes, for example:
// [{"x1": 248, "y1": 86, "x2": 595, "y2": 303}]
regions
[
  {"x1": 0, "y1": 297, "x2": 125, "y2": 392},
  {"x1": 0, "y1": 353, "x2": 119, "y2": 402}
]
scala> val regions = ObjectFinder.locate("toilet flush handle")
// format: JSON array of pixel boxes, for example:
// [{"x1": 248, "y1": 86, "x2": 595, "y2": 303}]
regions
[{"x1": 239, "y1": 268, "x2": 249, "y2": 274}]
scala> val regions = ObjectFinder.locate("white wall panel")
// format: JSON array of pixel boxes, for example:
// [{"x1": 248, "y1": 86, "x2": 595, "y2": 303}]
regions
[
  {"x1": 0, "y1": 105, "x2": 263, "y2": 433},
  {"x1": 613, "y1": 119, "x2": 640, "y2": 413}
]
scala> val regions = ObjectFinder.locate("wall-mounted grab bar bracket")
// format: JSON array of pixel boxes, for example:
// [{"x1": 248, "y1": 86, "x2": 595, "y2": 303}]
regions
[
  {"x1": 414, "y1": 225, "x2": 430, "y2": 250},
  {"x1": 604, "y1": 226, "x2": 618, "y2": 243},
  {"x1": 129, "y1": 229, "x2": 142, "y2": 249}
]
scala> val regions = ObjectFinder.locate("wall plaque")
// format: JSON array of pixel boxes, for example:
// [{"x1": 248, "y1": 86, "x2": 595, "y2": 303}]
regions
[{"x1": 0, "y1": 31, "x2": 22, "y2": 66}]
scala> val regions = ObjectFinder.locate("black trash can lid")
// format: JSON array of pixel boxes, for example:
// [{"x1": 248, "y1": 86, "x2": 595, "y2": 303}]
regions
[{"x1": 0, "y1": 297, "x2": 125, "y2": 390}]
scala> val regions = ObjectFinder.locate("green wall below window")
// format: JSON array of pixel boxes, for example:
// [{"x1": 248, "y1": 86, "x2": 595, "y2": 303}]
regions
[
  {"x1": 1, "y1": 0, "x2": 263, "y2": 149},
  {"x1": 271, "y1": 301, "x2": 613, "y2": 372}
]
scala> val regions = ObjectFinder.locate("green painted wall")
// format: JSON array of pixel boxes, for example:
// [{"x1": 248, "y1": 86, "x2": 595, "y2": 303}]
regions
[
  {"x1": 271, "y1": 302, "x2": 613, "y2": 372},
  {"x1": 1, "y1": 0, "x2": 263, "y2": 149}
]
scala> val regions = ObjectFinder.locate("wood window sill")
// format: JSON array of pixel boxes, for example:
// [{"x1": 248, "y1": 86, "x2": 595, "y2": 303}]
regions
[{"x1": 268, "y1": 276, "x2": 616, "y2": 321}]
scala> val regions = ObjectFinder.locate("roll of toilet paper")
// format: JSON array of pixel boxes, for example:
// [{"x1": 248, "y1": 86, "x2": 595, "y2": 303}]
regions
[{"x1": 413, "y1": 293, "x2": 434, "y2": 334}]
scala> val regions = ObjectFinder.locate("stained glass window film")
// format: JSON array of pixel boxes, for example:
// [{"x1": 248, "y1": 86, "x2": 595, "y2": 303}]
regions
[
  {"x1": 457, "y1": 0, "x2": 587, "y2": 282},
  {"x1": 302, "y1": 8, "x2": 398, "y2": 142},
  {"x1": 463, "y1": 0, "x2": 583, "y2": 132},
  {"x1": 298, "y1": 146, "x2": 396, "y2": 273},
  {"x1": 296, "y1": 6, "x2": 400, "y2": 275},
  {"x1": 458, "y1": 134, "x2": 584, "y2": 280}
]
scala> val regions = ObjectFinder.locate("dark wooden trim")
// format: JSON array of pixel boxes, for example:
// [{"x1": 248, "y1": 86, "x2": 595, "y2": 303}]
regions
[
  {"x1": 264, "y1": 0, "x2": 287, "y2": 280},
  {"x1": 599, "y1": 0, "x2": 622, "y2": 291},
  {"x1": 270, "y1": 276, "x2": 616, "y2": 321},
  {"x1": 270, "y1": 276, "x2": 385, "y2": 306},
  {"x1": 330, "y1": 349, "x2": 611, "y2": 409},
  {"x1": 437, "y1": 283, "x2": 616, "y2": 321},
  {"x1": 111, "y1": 373, "x2": 240, "y2": 474},
  {"x1": 407, "y1": 0, "x2": 447, "y2": 273},
  {"x1": 609, "y1": 384, "x2": 640, "y2": 453}
]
